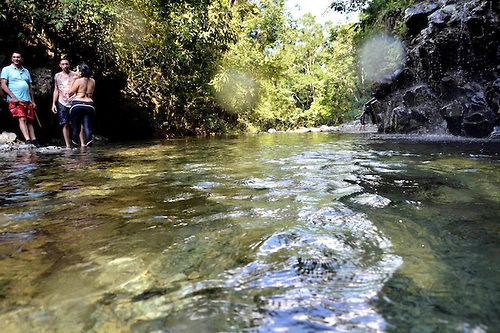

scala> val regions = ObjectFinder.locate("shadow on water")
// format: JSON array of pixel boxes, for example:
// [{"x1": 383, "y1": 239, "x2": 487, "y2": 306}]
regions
[{"x1": 0, "y1": 133, "x2": 498, "y2": 332}]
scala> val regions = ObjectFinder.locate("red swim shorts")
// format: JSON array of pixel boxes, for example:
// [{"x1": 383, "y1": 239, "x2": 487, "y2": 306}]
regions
[{"x1": 8, "y1": 101, "x2": 34, "y2": 122}]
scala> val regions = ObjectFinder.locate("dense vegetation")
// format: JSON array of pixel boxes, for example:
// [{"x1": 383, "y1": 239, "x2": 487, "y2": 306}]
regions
[
  {"x1": 0, "y1": 0, "x2": 413, "y2": 138},
  {"x1": 212, "y1": 1, "x2": 359, "y2": 131}
]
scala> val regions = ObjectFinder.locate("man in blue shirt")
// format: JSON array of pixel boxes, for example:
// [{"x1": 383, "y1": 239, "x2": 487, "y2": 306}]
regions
[{"x1": 1, "y1": 52, "x2": 40, "y2": 147}]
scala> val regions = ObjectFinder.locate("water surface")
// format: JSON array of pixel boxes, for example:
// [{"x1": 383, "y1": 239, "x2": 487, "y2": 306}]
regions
[{"x1": 0, "y1": 133, "x2": 499, "y2": 332}]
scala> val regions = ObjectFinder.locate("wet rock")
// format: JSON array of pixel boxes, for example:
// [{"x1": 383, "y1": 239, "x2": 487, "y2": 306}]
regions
[
  {"x1": 462, "y1": 93, "x2": 496, "y2": 137},
  {"x1": 463, "y1": 111, "x2": 495, "y2": 137},
  {"x1": 371, "y1": 0, "x2": 499, "y2": 137},
  {"x1": 465, "y1": 15, "x2": 484, "y2": 38},
  {"x1": 441, "y1": 4, "x2": 460, "y2": 24},
  {"x1": 440, "y1": 101, "x2": 465, "y2": 135},
  {"x1": 0, "y1": 141, "x2": 33, "y2": 152},
  {"x1": 388, "y1": 106, "x2": 411, "y2": 132},
  {"x1": 489, "y1": 126, "x2": 500, "y2": 138},
  {"x1": 290, "y1": 127, "x2": 312, "y2": 133},
  {"x1": 405, "y1": 2, "x2": 439, "y2": 36},
  {"x1": 403, "y1": 85, "x2": 437, "y2": 107},
  {"x1": 0, "y1": 131, "x2": 16, "y2": 143},
  {"x1": 485, "y1": 78, "x2": 500, "y2": 121},
  {"x1": 371, "y1": 79, "x2": 392, "y2": 99},
  {"x1": 439, "y1": 75, "x2": 467, "y2": 99},
  {"x1": 294, "y1": 257, "x2": 342, "y2": 279},
  {"x1": 0, "y1": 140, "x2": 71, "y2": 152},
  {"x1": 371, "y1": 70, "x2": 405, "y2": 99},
  {"x1": 470, "y1": 0, "x2": 491, "y2": 16},
  {"x1": 350, "y1": 193, "x2": 391, "y2": 208},
  {"x1": 428, "y1": 7, "x2": 453, "y2": 26}
]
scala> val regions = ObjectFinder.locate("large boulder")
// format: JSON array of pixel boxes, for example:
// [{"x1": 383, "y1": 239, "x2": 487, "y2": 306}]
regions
[
  {"x1": 485, "y1": 78, "x2": 500, "y2": 123},
  {"x1": 462, "y1": 89, "x2": 496, "y2": 137},
  {"x1": 403, "y1": 84, "x2": 437, "y2": 107},
  {"x1": 440, "y1": 100, "x2": 465, "y2": 135}
]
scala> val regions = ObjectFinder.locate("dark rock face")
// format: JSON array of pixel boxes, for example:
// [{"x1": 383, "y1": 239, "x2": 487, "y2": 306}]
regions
[
  {"x1": 373, "y1": 0, "x2": 500, "y2": 137},
  {"x1": 405, "y1": 2, "x2": 440, "y2": 35}
]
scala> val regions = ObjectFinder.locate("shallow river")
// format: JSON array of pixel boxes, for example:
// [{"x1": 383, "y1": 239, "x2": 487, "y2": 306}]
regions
[{"x1": 0, "y1": 133, "x2": 499, "y2": 332}]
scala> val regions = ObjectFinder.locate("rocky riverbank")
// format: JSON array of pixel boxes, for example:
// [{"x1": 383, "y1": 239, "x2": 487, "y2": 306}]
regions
[
  {"x1": 370, "y1": 0, "x2": 499, "y2": 138},
  {"x1": 265, "y1": 121, "x2": 378, "y2": 134},
  {"x1": 0, "y1": 131, "x2": 73, "y2": 152}
]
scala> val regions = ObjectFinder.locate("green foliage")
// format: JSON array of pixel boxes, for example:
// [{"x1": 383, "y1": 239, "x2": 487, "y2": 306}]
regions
[
  {"x1": 1, "y1": 0, "x2": 115, "y2": 70},
  {"x1": 109, "y1": 0, "x2": 236, "y2": 135},
  {"x1": 343, "y1": 0, "x2": 414, "y2": 119},
  {"x1": 330, "y1": 0, "x2": 371, "y2": 13},
  {"x1": 212, "y1": 1, "x2": 358, "y2": 131},
  {"x1": 3, "y1": 0, "x2": 410, "y2": 136},
  {"x1": 2, "y1": 0, "x2": 240, "y2": 136},
  {"x1": 357, "y1": 0, "x2": 415, "y2": 36}
]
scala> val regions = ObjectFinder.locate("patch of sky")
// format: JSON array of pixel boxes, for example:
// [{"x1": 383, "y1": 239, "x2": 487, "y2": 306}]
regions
[{"x1": 285, "y1": 0, "x2": 360, "y2": 25}]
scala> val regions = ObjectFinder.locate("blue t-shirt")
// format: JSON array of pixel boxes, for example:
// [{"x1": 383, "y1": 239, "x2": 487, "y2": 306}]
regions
[{"x1": 0, "y1": 64, "x2": 32, "y2": 102}]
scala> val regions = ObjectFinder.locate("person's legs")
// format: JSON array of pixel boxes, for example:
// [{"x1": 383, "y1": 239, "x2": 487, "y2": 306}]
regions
[
  {"x1": 24, "y1": 102, "x2": 38, "y2": 142},
  {"x1": 70, "y1": 106, "x2": 82, "y2": 147},
  {"x1": 359, "y1": 111, "x2": 366, "y2": 131},
  {"x1": 27, "y1": 122, "x2": 36, "y2": 140},
  {"x1": 26, "y1": 121, "x2": 40, "y2": 147},
  {"x1": 58, "y1": 102, "x2": 71, "y2": 148},
  {"x1": 10, "y1": 102, "x2": 32, "y2": 141},
  {"x1": 17, "y1": 117, "x2": 30, "y2": 141},
  {"x1": 62, "y1": 124, "x2": 71, "y2": 148},
  {"x1": 79, "y1": 125, "x2": 85, "y2": 147},
  {"x1": 81, "y1": 110, "x2": 93, "y2": 146}
]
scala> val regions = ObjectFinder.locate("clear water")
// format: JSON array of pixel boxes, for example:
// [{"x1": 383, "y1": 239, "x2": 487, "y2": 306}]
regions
[{"x1": 0, "y1": 133, "x2": 498, "y2": 333}]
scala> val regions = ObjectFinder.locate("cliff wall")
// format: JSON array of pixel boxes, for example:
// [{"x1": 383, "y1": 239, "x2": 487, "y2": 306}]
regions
[{"x1": 371, "y1": 0, "x2": 499, "y2": 137}]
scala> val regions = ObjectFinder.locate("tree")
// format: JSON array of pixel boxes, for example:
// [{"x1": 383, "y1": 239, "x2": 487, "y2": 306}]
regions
[
  {"x1": 212, "y1": 1, "x2": 358, "y2": 130},
  {"x1": 329, "y1": 0, "x2": 371, "y2": 13}
]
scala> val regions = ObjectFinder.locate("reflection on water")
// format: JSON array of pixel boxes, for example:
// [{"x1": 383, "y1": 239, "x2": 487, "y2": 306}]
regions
[{"x1": 0, "y1": 133, "x2": 499, "y2": 332}]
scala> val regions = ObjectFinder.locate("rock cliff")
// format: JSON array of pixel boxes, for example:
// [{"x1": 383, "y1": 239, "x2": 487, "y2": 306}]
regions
[{"x1": 371, "y1": 0, "x2": 499, "y2": 138}]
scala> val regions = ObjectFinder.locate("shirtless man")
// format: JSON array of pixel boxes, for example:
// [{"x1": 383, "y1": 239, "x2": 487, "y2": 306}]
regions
[
  {"x1": 52, "y1": 59, "x2": 83, "y2": 148},
  {"x1": 1, "y1": 52, "x2": 40, "y2": 146}
]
